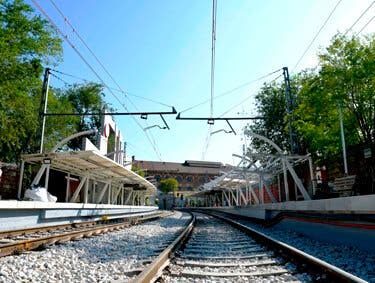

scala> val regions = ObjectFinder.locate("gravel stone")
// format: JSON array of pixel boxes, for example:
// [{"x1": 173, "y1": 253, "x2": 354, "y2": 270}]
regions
[
  {"x1": 0, "y1": 211, "x2": 190, "y2": 282},
  {"x1": 237, "y1": 219, "x2": 375, "y2": 282}
]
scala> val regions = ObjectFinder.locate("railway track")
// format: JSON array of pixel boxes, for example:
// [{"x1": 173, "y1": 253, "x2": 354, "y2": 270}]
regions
[
  {"x1": 133, "y1": 211, "x2": 367, "y2": 283},
  {"x1": 0, "y1": 210, "x2": 169, "y2": 258}
]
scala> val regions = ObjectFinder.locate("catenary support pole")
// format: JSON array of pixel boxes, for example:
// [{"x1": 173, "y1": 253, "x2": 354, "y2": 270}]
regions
[
  {"x1": 338, "y1": 101, "x2": 349, "y2": 175},
  {"x1": 38, "y1": 68, "x2": 51, "y2": 153}
]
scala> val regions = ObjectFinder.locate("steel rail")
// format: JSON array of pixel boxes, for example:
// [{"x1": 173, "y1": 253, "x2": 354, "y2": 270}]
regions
[
  {"x1": 205, "y1": 211, "x2": 367, "y2": 283},
  {"x1": 131, "y1": 213, "x2": 195, "y2": 283},
  {"x1": 0, "y1": 211, "x2": 168, "y2": 239},
  {"x1": 0, "y1": 211, "x2": 169, "y2": 258}
]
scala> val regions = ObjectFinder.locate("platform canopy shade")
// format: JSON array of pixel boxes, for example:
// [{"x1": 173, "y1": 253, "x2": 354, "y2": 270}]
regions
[{"x1": 21, "y1": 150, "x2": 156, "y2": 194}]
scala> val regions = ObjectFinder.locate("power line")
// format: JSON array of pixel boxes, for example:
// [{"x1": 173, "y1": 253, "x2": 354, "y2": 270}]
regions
[
  {"x1": 50, "y1": 73, "x2": 71, "y2": 86},
  {"x1": 51, "y1": 69, "x2": 173, "y2": 107},
  {"x1": 47, "y1": 0, "x2": 167, "y2": 162},
  {"x1": 32, "y1": 0, "x2": 164, "y2": 161},
  {"x1": 180, "y1": 68, "x2": 282, "y2": 114},
  {"x1": 218, "y1": 72, "x2": 282, "y2": 118},
  {"x1": 48, "y1": 0, "x2": 167, "y2": 146},
  {"x1": 203, "y1": 0, "x2": 217, "y2": 160},
  {"x1": 210, "y1": 0, "x2": 217, "y2": 118},
  {"x1": 48, "y1": 0, "x2": 127, "y2": 99},
  {"x1": 357, "y1": 14, "x2": 375, "y2": 35},
  {"x1": 292, "y1": 0, "x2": 343, "y2": 73},
  {"x1": 345, "y1": 1, "x2": 375, "y2": 35}
]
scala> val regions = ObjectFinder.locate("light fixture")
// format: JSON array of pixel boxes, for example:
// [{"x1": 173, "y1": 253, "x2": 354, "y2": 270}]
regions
[
  {"x1": 207, "y1": 119, "x2": 214, "y2": 125},
  {"x1": 210, "y1": 129, "x2": 233, "y2": 136},
  {"x1": 140, "y1": 114, "x2": 148, "y2": 119},
  {"x1": 143, "y1": 125, "x2": 167, "y2": 131}
]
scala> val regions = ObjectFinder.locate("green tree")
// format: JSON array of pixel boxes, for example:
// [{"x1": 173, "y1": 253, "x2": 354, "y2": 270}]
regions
[
  {"x1": 294, "y1": 34, "x2": 374, "y2": 160},
  {"x1": 0, "y1": 0, "x2": 62, "y2": 162},
  {"x1": 131, "y1": 164, "x2": 145, "y2": 177},
  {"x1": 318, "y1": 34, "x2": 374, "y2": 145},
  {"x1": 53, "y1": 82, "x2": 109, "y2": 150},
  {"x1": 246, "y1": 81, "x2": 289, "y2": 154},
  {"x1": 159, "y1": 178, "x2": 178, "y2": 195}
]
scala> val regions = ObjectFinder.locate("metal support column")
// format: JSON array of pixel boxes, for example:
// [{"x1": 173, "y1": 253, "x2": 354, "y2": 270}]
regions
[
  {"x1": 37, "y1": 68, "x2": 51, "y2": 153},
  {"x1": 107, "y1": 184, "x2": 111, "y2": 204},
  {"x1": 282, "y1": 158, "x2": 290, "y2": 201},
  {"x1": 96, "y1": 183, "x2": 109, "y2": 203},
  {"x1": 259, "y1": 175, "x2": 264, "y2": 204},
  {"x1": 338, "y1": 101, "x2": 349, "y2": 175},
  {"x1": 65, "y1": 173, "x2": 70, "y2": 202},
  {"x1": 17, "y1": 160, "x2": 25, "y2": 199},
  {"x1": 277, "y1": 174, "x2": 281, "y2": 202},
  {"x1": 83, "y1": 177, "x2": 89, "y2": 203},
  {"x1": 308, "y1": 155, "x2": 316, "y2": 196},
  {"x1": 44, "y1": 164, "x2": 50, "y2": 191},
  {"x1": 70, "y1": 176, "x2": 87, "y2": 203}
]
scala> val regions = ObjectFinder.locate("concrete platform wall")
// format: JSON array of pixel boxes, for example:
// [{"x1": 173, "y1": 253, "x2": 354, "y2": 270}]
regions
[
  {"x1": 0, "y1": 201, "x2": 158, "y2": 232},
  {"x1": 199, "y1": 195, "x2": 375, "y2": 253}
]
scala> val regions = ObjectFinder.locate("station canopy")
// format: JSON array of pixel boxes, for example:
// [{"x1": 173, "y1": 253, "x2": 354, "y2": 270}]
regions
[
  {"x1": 193, "y1": 169, "x2": 258, "y2": 197},
  {"x1": 22, "y1": 150, "x2": 156, "y2": 194}
]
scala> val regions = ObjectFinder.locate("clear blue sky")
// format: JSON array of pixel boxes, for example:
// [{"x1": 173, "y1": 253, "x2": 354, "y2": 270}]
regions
[{"x1": 29, "y1": 0, "x2": 374, "y2": 165}]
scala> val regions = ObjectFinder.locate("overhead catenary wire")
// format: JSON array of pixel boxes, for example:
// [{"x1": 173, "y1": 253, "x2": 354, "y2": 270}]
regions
[
  {"x1": 47, "y1": 0, "x2": 171, "y2": 151},
  {"x1": 356, "y1": 13, "x2": 375, "y2": 35},
  {"x1": 218, "y1": 72, "x2": 283, "y2": 118},
  {"x1": 292, "y1": 0, "x2": 343, "y2": 73},
  {"x1": 47, "y1": 0, "x2": 172, "y2": 163},
  {"x1": 32, "y1": 0, "x2": 164, "y2": 161},
  {"x1": 180, "y1": 68, "x2": 282, "y2": 114},
  {"x1": 202, "y1": 0, "x2": 217, "y2": 160},
  {"x1": 344, "y1": 1, "x2": 375, "y2": 35},
  {"x1": 50, "y1": 69, "x2": 173, "y2": 108},
  {"x1": 210, "y1": 0, "x2": 217, "y2": 118}
]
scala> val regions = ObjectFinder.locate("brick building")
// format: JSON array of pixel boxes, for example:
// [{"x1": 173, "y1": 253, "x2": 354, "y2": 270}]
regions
[
  {"x1": 0, "y1": 162, "x2": 19, "y2": 200},
  {"x1": 133, "y1": 159, "x2": 230, "y2": 198}
]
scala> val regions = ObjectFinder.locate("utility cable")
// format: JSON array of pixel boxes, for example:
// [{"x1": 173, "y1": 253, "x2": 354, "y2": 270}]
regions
[
  {"x1": 48, "y1": 0, "x2": 168, "y2": 161},
  {"x1": 50, "y1": 73, "x2": 71, "y2": 86},
  {"x1": 180, "y1": 68, "x2": 282, "y2": 114},
  {"x1": 344, "y1": 1, "x2": 375, "y2": 35},
  {"x1": 50, "y1": 69, "x2": 173, "y2": 107},
  {"x1": 292, "y1": 0, "x2": 343, "y2": 73},
  {"x1": 210, "y1": 0, "x2": 217, "y2": 118},
  {"x1": 32, "y1": 0, "x2": 164, "y2": 161},
  {"x1": 202, "y1": 0, "x2": 217, "y2": 160},
  {"x1": 356, "y1": 13, "x2": 375, "y2": 35},
  {"x1": 218, "y1": 72, "x2": 282, "y2": 118}
]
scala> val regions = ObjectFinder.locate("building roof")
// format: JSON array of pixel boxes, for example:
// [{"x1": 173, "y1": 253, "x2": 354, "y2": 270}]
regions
[{"x1": 134, "y1": 160, "x2": 231, "y2": 175}]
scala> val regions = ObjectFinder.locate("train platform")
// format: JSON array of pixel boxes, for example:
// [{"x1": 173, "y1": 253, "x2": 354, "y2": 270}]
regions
[
  {"x1": 0, "y1": 200, "x2": 158, "y2": 232},
  {"x1": 199, "y1": 194, "x2": 375, "y2": 252},
  {"x1": 204, "y1": 194, "x2": 375, "y2": 219}
]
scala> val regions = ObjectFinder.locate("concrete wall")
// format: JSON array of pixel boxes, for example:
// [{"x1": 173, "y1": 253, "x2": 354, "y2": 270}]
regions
[{"x1": 0, "y1": 201, "x2": 158, "y2": 232}]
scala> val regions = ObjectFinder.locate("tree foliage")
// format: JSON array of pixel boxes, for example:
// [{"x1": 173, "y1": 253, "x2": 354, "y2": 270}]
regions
[
  {"x1": 247, "y1": 33, "x2": 374, "y2": 161},
  {"x1": 0, "y1": 0, "x2": 62, "y2": 162},
  {"x1": 159, "y1": 178, "x2": 178, "y2": 195},
  {"x1": 294, "y1": 34, "x2": 374, "y2": 159},
  {"x1": 246, "y1": 81, "x2": 289, "y2": 154},
  {"x1": 131, "y1": 164, "x2": 145, "y2": 177},
  {"x1": 52, "y1": 83, "x2": 108, "y2": 150}
]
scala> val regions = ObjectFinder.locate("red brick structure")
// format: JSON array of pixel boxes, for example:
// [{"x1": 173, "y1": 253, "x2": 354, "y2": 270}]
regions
[
  {"x1": 0, "y1": 162, "x2": 19, "y2": 200},
  {"x1": 133, "y1": 159, "x2": 230, "y2": 196}
]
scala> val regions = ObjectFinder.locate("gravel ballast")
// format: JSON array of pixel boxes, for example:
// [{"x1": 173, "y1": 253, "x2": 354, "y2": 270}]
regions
[
  {"x1": 0, "y1": 211, "x2": 191, "y2": 282},
  {"x1": 237, "y1": 219, "x2": 375, "y2": 282}
]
